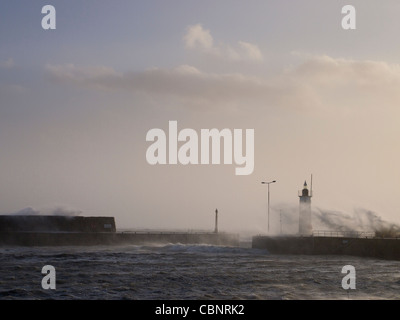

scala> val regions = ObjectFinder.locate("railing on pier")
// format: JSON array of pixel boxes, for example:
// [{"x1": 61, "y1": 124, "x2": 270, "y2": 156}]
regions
[
  {"x1": 313, "y1": 230, "x2": 375, "y2": 238},
  {"x1": 118, "y1": 229, "x2": 218, "y2": 235}
]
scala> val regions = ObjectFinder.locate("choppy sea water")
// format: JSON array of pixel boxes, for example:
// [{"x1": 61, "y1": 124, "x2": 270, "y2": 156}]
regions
[{"x1": 0, "y1": 243, "x2": 399, "y2": 300}]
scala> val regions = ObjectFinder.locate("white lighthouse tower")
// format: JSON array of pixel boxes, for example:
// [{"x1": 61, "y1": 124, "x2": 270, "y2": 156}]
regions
[{"x1": 299, "y1": 180, "x2": 312, "y2": 235}]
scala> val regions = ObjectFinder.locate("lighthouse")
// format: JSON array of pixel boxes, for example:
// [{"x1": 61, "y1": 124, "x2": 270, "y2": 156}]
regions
[{"x1": 299, "y1": 181, "x2": 312, "y2": 235}]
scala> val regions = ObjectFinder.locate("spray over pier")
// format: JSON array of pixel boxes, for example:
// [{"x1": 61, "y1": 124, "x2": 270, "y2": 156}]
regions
[{"x1": 252, "y1": 178, "x2": 400, "y2": 261}]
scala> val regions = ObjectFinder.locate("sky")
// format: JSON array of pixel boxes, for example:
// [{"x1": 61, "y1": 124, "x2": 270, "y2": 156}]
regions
[{"x1": 1, "y1": 0, "x2": 400, "y2": 234}]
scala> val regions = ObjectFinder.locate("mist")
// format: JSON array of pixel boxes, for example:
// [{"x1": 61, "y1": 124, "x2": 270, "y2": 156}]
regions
[
  {"x1": 5, "y1": 206, "x2": 82, "y2": 217},
  {"x1": 272, "y1": 203, "x2": 400, "y2": 238}
]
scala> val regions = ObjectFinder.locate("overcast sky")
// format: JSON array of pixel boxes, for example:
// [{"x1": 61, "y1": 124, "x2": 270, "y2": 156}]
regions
[{"x1": 1, "y1": 1, "x2": 400, "y2": 234}]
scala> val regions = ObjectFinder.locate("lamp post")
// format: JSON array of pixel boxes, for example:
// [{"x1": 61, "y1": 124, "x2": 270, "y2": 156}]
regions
[{"x1": 261, "y1": 180, "x2": 276, "y2": 233}]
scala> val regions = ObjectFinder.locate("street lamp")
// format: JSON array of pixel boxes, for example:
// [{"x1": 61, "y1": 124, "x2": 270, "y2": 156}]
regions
[{"x1": 261, "y1": 180, "x2": 276, "y2": 233}]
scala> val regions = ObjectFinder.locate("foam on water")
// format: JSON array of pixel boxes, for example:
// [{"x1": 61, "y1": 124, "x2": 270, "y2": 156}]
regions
[{"x1": 156, "y1": 243, "x2": 268, "y2": 255}]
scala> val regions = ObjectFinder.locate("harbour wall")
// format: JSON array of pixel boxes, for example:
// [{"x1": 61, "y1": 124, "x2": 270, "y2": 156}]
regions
[
  {"x1": 252, "y1": 235, "x2": 400, "y2": 260},
  {"x1": 0, "y1": 231, "x2": 240, "y2": 247}
]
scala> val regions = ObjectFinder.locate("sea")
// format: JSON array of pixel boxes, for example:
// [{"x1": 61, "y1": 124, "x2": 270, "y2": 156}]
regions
[{"x1": 1, "y1": 240, "x2": 400, "y2": 301}]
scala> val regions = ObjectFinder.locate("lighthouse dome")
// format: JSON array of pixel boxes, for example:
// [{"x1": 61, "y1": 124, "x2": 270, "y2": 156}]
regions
[{"x1": 302, "y1": 181, "x2": 309, "y2": 196}]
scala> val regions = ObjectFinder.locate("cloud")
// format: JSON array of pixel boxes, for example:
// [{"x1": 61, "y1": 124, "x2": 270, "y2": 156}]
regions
[
  {"x1": 288, "y1": 55, "x2": 400, "y2": 112},
  {"x1": 291, "y1": 55, "x2": 400, "y2": 87},
  {"x1": 45, "y1": 63, "x2": 309, "y2": 109},
  {"x1": 183, "y1": 24, "x2": 263, "y2": 63},
  {"x1": 46, "y1": 63, "x2": 120, "y2": 86},
  {"x1": 238, "y1": 41, "x2": 263, "y2": 62},
  {"x1": 184, "y1": 24, "x2": 213, "y2": 50},
  {"x1": 45, "y1": 55, "x2": 400, "y2": 112}
]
